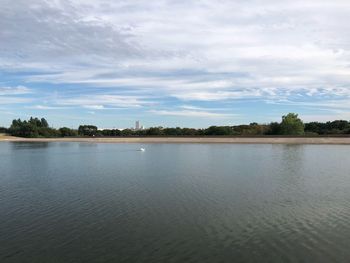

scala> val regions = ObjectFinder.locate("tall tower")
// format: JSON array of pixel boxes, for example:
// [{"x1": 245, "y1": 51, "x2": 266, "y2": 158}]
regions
[{"x1": 135, "y1": 120, "x2": 140, "y2": 130}]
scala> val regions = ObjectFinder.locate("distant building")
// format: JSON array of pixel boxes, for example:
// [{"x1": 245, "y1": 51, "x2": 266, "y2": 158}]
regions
[{"x1": 135, "y1": 120, "x2": 140, "y2": 130}]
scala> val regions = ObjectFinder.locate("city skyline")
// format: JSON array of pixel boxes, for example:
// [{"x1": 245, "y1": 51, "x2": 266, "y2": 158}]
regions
[{"x1": 1, "y1": 0, "x2": 350, "y2": 128}]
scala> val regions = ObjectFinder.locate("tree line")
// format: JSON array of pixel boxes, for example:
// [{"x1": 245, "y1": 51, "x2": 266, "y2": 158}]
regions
[{"x1": 1, "y1": 113, "x2": 350, "y2": 138}]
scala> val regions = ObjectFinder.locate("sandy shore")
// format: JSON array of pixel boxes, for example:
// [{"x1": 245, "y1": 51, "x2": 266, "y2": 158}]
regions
[{"x1": 1, "y1": 136, "x2": 350, "y2": 144}]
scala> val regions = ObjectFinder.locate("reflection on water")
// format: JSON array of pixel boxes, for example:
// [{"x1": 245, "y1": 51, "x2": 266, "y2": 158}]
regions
[
  {"x1": 11, "y1": 142, "x2": 50, "y2": 149},
  {"x1": 1, "y1": 142, "x2": 350, "y2": 263}
]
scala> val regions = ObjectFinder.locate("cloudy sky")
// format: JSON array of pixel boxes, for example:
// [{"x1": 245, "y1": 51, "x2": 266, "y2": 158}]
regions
[{"x1": 1, "y1": 0, "x2": 350, "y2": 128}]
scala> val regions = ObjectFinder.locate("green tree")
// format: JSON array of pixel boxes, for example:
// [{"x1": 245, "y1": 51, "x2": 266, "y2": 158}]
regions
[
  {"x1": 78, "y1": 125, "x2": 98, "y2": 136},
  {"x1": 163, "y1": 127, "x2": 183, "y2": 136},
  {"x1": 280, "y1": 113, "x2": 304, "y2": 135},
  {"x1": 266, "y1": 122, "x2": 281, "y2": 135},
  {"x1": 8, "y1": 117, "x2": 58, "y2": 137},
  {"x1": 204, "y1": 126, "x2": 233, "y2": 136},
  {"x1": 0, "y1": 127, "x2": 8, "y2": 133},
  {"x1": 146, "y1": 127, "x2": 164, "y2": 136},
  {"x1": 41, "y1": 118, "x2": 49, "y2": 128},
  {"x1": 121, "y1": 129, "x2": 135, "y2": 136},
  {"x1": 59, "y1": 127, "x2": 78, "y2": 137},
  {"x1": 101, "y1": 129, "x2": 121, "y2": 136}
]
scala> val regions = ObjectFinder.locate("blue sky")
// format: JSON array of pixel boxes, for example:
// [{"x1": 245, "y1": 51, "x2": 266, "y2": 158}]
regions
[{"x1": 1, "y1": 0, "x2": 350, "y2": 128}]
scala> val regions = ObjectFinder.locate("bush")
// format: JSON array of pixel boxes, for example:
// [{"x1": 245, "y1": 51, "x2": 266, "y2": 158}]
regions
[
  {"x1": 0, "y1": 127, "x2": 8, "y2": 133},
  {"x1": 59, "y1": 127, "x2": 78, "y2": 137},
  {"x1": 78, "y1": 125, "x2": 98, "y2": 136}
]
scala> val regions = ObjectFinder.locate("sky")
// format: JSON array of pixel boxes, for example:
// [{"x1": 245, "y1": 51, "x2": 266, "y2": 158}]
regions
[{"x1": 1, "y1": 0, "x2": 350, "y2": 128}]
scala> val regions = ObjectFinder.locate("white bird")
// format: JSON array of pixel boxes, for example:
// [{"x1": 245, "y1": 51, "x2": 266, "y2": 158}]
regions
[{"x1": 140, "y1": 148, "x2": 145, "y2": 152}]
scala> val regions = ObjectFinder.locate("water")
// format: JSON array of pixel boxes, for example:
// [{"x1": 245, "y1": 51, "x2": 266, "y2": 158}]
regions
[{"x1": 1, "y1": 142, "x2": 350, "y2": 263}]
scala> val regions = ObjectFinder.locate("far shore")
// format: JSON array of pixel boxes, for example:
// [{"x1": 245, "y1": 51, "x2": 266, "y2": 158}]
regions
[{"x1": 1, "y1": 135, "x2": 350, "y2": 144}]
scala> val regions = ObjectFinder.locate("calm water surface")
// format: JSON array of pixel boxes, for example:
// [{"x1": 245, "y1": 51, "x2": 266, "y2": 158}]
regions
[{"x1": 1, "y1": 142, "x2": 350, "y2": 262}]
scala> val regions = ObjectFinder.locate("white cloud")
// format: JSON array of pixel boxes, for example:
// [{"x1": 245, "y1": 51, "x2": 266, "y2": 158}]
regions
[
  {"x1": 0, "y1": 97, "x2": 32, "y2": 104},
  {"x1": 149, "y1": 110, "x2": 235, "y2": 118},
  {"x1": 83, "y1": 105, "x2": 105, "y2": 110},
  {"x1": 0, "y1": 86, "x2": 32, "y2": 96},
  {"x1": 56, "y1": 94, "x2": 154, "y2": 109},
  {"x1": 1, "y1": 0, "x2": 350, "y2": 118},
  {"x1": 29, "y1": 105, "x2": 69, "y2": 110},
  {"x1": 0, "y1": 86, "x2": 32, "y2": 105}
]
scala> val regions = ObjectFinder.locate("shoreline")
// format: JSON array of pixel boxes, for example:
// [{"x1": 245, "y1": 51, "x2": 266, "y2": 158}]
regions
[{"x1": 1, "y1": 136, "x2": 350, "y2": 144}]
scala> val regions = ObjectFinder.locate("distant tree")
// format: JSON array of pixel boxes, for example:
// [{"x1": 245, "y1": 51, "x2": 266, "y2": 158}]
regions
[
  {"x1": 232, "y1": 124, "x2": 268, "y2": 135},
  {"x1": 78, "y1": 125, "x2": 98, "y2": 136},
  {"x1": 0, "y1": 127, "x2": 8, "y2": 133},
  {"x1": 204, "y1": 126, "x2": 233, "y2": 136},
  {"x1": 39, "y1": 127, "x2": 60, "y2": 137},
  {"x1": 146, "y1": 127, "x2": 164, "y2": 136},
  {"x1": 41, "y1": 118, "x2": 49, "y2": 128},
  {"x1": 29, "y1": 117, "x2": 46, "y2": 127},
  {"x1": 101, "y1": 129, "x2": 121, "y2": 137},
  {"x1": 304, "y1": 120, "x2": 350, "y2": 135},
  {"x1": 9, "y1": 119, "x2": 34, "y2": 137},
  {"x1": 329, "y1": 120, "x2": 349, "y2": 130},
  {"x1": 266, "y1": 122, "x2": 281, "y2": 135},
  {"x1": 121, "y1": 129, "x2": 135, "y2": 136},
  {"x1": 59, "y1": 127, "x2": 78, "y2": 137},
  {"x1": 251, "y1": 123, "x2": 270, "y2": 135},
  {"x1": 280, "y1": 113, "x2": 304, "y2": 135},
  {"x1": 8, "y1": 117, "x2": 59, "y2": 137},
  {"x1": 8, "y1": 115, "x2": 350, "y2": 139},
  {"x1": 304, "y1": 122, "x2": 322, "y2": 134},
  {"x1": 135, "y1": 129, "x2": 147, "y2": 136},
  {"x1": 182, "y1": 128, "x2": 201, "y2": 136},
  {"x1": 163, "y1": 127, "x2": 182, "y2": 136}
]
